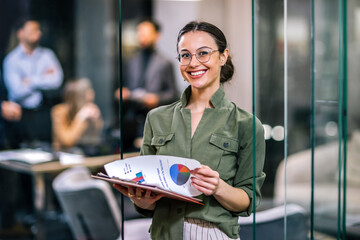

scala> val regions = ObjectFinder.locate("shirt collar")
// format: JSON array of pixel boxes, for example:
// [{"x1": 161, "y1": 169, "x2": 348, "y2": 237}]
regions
[
  {"x1": 180, "y1": 85, "x2": 226, "y2": 109},
  {"x1": 18, "y1": 44, "x2": 40, "y2": 57}
]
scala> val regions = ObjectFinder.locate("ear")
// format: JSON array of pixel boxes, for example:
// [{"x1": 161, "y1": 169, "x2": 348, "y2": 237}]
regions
[{"x1": 220, "y1": 48, "x2": 229, "y2": 66}]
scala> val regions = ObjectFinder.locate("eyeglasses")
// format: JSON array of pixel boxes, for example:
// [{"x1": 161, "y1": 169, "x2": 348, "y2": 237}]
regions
[{"x1": 177, "y1": 47, "x2": 219, "y2": 66}]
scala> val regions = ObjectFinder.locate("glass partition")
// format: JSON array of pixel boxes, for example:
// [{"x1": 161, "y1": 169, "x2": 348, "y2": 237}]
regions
[
  {"x1": 345, "y1": 2, "x2": 360, "y2": 239},
  {"x1": 1, "y1": 0, "x2": 360, "y2": 239},
  {"x1": 256, "y1": 0, "x2": 360, "y2": 239}
]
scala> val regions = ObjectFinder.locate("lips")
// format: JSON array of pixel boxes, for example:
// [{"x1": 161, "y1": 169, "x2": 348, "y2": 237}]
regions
[{"x1": 188, "y1": 70, "x2": 207, "y2": 78}]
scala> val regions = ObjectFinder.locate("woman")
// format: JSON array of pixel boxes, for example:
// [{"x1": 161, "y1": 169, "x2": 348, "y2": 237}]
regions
[
  {"x1": 51, "y1": 78, "x2": 103, "y2": 155},
  {"x1": 114, "y1": 21, "x2": 266, "y2": 239}
]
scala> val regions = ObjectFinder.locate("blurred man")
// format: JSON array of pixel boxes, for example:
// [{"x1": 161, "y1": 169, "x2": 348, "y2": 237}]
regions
[
  {"x1": 3, "y1": 17, "x2": 63, "y2": 144},
  {"x1": 116, "y1": 19, "x2": 178, "y2": 150}
]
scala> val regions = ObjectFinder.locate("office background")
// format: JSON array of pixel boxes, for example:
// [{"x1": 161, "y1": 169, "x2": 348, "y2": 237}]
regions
[{"x1": 0, "y1": 0, "x2": 359, "y2": 239}]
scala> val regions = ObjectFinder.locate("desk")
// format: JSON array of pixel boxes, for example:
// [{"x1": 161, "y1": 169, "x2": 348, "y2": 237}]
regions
[
  {"x1": 0, "y1": 152, "x2": 139, "y2": 239},
  {"x1": 0, "y1": 152, "x2": 139, "y2": 173}
]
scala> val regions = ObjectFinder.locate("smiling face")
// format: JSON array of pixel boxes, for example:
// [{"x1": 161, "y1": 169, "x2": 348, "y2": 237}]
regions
[{"x1": 177, "y1": 31, "x2": 228, "y2": 92}]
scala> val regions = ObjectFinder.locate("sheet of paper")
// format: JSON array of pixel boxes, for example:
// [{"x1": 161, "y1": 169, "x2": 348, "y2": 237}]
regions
[
  {"x1": 0, "y1": 149, "x2": 54, "y2": 164},
  {"x1": 104, "y1": 155, "x2": 202, "y2": 197},
  {"x1": 58, "y1": 152, "x2": 84, "y2": 165}
]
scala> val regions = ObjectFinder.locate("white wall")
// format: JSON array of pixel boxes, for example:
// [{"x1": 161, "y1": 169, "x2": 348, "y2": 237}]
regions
[
  {"x1": 154, "y1": 0, "x2": 253, "y2": 112},
  {"x1": 223, "y1": 0, "x2": 253, "y2": 112},
  {"x1": 154, "y1": 0, "x2": 201, "y2": 92}
]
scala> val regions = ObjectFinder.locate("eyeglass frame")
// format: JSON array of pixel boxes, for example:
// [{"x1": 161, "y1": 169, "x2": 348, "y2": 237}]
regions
[{"x1": 176, "y1": 47, "x2": 220, "y2": 66}]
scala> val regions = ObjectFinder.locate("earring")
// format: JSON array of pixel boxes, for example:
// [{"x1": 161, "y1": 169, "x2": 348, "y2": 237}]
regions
[{"x1": 221, "y1": 59, "x2": 225, "y2": 66}]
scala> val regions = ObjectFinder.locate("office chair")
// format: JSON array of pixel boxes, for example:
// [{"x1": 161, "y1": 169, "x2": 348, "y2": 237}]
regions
[
  {"x1": 238, "y1": 204, "x2": 308, "y2": 240},
  {"x1": 52, "y1": 166, "x2": 151, "y2": 240}
]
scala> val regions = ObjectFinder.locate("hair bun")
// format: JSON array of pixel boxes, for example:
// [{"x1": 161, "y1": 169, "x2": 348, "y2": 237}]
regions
[{"x1": 220, "y1": 55, "x2": 234, "y2": 83}]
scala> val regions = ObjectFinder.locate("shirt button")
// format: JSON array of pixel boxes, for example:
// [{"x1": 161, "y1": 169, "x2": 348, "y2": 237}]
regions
[
  {"x1": 176, "y1": 208, "x2": 182, "y2": 214},
  {"x1": 223, "y1": 142, "x2": 229, "y2": 148},
  {"x1": 158, "y1": 139, "x2": 164, "y2": 144}
]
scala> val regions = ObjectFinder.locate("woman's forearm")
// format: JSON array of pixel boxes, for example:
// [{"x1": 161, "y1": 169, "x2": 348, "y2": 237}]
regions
[{"x1": 213, "y1": 180, "x2": 250, "y2": 212}]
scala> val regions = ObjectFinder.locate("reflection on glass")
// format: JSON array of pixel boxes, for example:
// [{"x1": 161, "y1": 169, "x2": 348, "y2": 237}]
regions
[
  {"x1": 1, "y1": 0, "x2": 359, "y2": 239},
  {"x1": 267, "y1": 0, "x2": 360, "y2": 239}
]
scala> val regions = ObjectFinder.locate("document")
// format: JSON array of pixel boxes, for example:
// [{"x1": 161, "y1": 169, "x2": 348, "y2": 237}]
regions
[
  {"x1": 0, "y1": 149, "x2": 55, "y2": 164},
  {"x1": 92, "y1": 155, "x2": 204, "y2": 205}
]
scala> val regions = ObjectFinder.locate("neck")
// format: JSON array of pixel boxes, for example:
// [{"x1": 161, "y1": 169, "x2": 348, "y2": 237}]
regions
[
  {"x1": 21, "y1": 43, "x2": 36, "y2": 55},
  {"x1": 187, "y1": 86, "x2": 218, "y2": 111}
]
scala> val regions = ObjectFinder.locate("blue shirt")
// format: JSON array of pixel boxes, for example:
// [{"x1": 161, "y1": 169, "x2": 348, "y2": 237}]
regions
[{"x1": 3, "y1": 44, "x2": 63, "y2": 109}]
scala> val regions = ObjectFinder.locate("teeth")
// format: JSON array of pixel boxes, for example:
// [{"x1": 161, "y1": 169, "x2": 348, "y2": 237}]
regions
[{"x1": 190, "y1": 71, "x2": 205, "y2": 76}]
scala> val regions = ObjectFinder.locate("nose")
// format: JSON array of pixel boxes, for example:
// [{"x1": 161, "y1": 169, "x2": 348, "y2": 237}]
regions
[{"x1": 188, "y1": 53, "x2": 201, "y2": 66}]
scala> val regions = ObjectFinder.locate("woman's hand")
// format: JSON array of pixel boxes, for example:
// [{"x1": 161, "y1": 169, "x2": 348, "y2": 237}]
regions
[
  {"x1": 191, "y1": 165, "x2": 250, "y2": 212},
  {"x1": 76, "y1": 103, "x2": 101, "y2": 121},
  {"x1": 190, "y1": 165, "x2": 221, "y2": 196},
  {"x1": 113, "y1": 184, "x2": 164, "y2": 211}
]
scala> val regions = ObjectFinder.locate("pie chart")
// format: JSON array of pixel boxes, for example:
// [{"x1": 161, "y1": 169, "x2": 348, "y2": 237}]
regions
[{"x1": 170, "y1": 164, "x2": 191, "y2": 186}]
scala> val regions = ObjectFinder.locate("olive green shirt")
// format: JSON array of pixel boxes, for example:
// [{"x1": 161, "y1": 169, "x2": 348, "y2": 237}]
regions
[{"x1": 137, "y1": 86, "x2": 266, "y2": 239}]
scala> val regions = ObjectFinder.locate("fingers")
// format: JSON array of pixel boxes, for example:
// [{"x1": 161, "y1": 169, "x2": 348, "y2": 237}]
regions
[
  {"x1": 191, "y1": 165, "x2": 220, "y2": 196},
  {"x1": 113, "y1": 185, "x2": 164, "y2": 211},
  {"x1": 113, "y1": 185, "x2": 162, "y2": 201},
  {"x1": 112, "y1": 184, "x2": 137, "y2": 198},
  {"x1": 113, "y1": 184, "x2": 128, "y2": 195},
  {"x1": 135, "y1": 187, "x2": 143, "y2": 199},
  {"x1": 127, "y1": 187, "x2": 143, "y2": 199},
  {"x1": 144, "y1": 190, "x2": 164, "y2": 201},
  {"x1": 192, "y1": 165, "x2": 217, "y2": 177},
  {"x1": 127, "y1": 186, "x2": 136, "y2": 198},
  {"x1": 191, "y1": 165, "x2": 219, "y2": 184},
  {"x1": 152, "y1": 193, "x2": 165, "y2": 202},
  {"x1": 191, "y1": 177, "x2": 218, "y2": 195},
  {"x1": 191, "y1": 184, "x2": 214, "y2": 196}
]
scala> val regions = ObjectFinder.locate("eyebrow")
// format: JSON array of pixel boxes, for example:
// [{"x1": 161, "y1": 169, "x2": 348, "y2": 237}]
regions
[{"x1": 179, "y1": 46, "x2": 211, "y2": 52}]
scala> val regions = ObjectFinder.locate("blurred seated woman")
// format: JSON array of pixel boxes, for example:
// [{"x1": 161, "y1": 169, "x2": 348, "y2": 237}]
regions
[{"x1": 51, "y1": 78, "x2": 103, "y2": 155}]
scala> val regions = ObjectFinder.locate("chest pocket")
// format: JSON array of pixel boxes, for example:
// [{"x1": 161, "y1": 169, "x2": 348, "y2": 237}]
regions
[
  {"x1": 151, "y1": 133, "x2": 174, "y2": 155},
  {"x1": 209, "y1": 133, "x2": 239, "y2": 181},
  {"x1": 210, "y1": 134, "x2": 239, "y2": 153}
]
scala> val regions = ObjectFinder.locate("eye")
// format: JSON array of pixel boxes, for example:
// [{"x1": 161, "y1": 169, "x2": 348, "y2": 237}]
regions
[
  {"x1": 180, "y1": 52, "x2": 191, "y2": 59},
  {"x1": 198, "y1": 50, "x2": 210, "y2": 57}
]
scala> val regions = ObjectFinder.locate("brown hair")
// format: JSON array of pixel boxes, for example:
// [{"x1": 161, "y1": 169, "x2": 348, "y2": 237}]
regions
[{"x1": 63, "y1": 78, "x2": 93, "y2": 124}]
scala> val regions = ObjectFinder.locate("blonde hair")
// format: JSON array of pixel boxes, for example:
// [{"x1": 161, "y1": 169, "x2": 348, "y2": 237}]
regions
[{"x1": 63, "y1": 78, "x2": 93, "y2": 124}]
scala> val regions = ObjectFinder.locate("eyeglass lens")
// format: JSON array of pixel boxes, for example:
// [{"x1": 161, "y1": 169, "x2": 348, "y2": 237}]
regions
[{"x1": 179, "y1": 48, "x2": 214, "y2": 65}]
